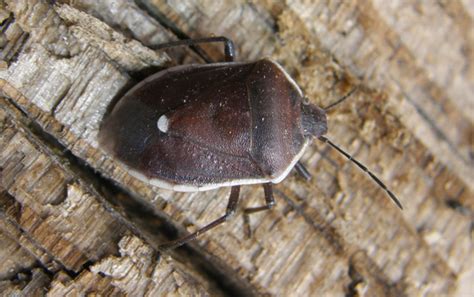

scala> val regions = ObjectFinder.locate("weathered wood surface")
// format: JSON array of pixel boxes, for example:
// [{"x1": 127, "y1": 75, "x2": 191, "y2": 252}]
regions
[
  {"x1": 0, "y1": 0, "x2": 472, "y2": 296},
  {"x1": 0, "y1": 98, "x2": 218, "y2": 295}
]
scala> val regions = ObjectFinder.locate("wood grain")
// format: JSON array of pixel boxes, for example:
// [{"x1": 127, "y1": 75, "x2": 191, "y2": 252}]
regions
[{"x1": 0, "y1": 0, "x2": 472, "y2": 296}]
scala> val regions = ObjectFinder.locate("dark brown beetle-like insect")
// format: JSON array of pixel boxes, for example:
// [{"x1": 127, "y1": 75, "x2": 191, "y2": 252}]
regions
[{"x1": 99, "y1": 37, "x2": 402, "y2": 249}]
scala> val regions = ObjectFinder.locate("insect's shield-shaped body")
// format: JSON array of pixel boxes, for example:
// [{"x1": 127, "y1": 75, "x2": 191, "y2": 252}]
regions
[{"x1": 99, "y1": 59, "x2": 327, "y2": 191}]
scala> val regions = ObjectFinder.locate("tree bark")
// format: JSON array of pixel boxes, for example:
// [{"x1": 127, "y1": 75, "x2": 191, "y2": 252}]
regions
[{"x1": 0, "y1": 0, "x2": 472, "y2": 296}]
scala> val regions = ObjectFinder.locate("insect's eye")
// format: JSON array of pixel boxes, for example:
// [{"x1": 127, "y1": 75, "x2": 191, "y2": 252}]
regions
[{"x1": 302, "y1": 97, "x2": 311, "y2": 105}]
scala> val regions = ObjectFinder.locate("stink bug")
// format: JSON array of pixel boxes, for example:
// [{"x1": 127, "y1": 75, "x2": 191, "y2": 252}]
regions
[{"x1": 99, "y1": 37, "x2": 402, "y2": 249}]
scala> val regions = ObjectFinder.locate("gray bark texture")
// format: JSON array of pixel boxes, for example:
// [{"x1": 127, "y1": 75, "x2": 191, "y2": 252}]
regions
[{"x1": 0, "y1": 0, "x2": 472, "y2": 296}]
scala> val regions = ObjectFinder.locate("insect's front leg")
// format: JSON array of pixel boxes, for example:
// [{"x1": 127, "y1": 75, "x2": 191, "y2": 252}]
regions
[{"x1": 243, "y1": 183, "x2": 275, "y2": 238}]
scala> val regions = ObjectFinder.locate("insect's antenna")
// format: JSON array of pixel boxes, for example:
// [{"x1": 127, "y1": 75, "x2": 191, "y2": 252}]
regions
[
  {"x1": 318, "y1": 136, "x2": 403, "y2": 210},
  {"x1": 323, "y1": 86, "x2": 359, "y2": 111}
]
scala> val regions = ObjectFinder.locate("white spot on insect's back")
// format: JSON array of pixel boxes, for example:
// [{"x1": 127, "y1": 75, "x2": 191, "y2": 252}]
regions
[{"x1": 157, "y1": 115, "x2": 169, "y2": 133}]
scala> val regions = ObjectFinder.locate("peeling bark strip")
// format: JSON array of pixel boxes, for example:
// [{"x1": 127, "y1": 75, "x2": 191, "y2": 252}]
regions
[{"x1": 0, "y1": 0, "x2": 472, "y2": 296}]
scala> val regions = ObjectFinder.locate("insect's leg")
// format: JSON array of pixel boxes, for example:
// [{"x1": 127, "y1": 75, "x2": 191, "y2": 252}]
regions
[
  {"x1": 153, "y1": 36, "x2": 236, "y2": 62},
  {"x1": 243, "y1": 183, "x2": 275, "y2": 238},
  {"x1": 318, "y1": 136, "x2": 403, "y2": 209},
  {"x1": 159, "y1": 186, "x2": 240, "y2": 250},
  {"x1": 294, "y1": 161, "x2": 312, "y2": 181}
]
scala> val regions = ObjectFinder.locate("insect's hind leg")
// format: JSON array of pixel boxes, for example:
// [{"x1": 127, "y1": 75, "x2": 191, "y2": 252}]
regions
[
  {"x1": 153, "y1": 36, "x2": 236, "y2": 62},
  {"x1": 243, "y1": 183, "x2": 275, "y2": 238},
  {"x1": 159, "y1": 186, "x2": 240, "y2": 250}
]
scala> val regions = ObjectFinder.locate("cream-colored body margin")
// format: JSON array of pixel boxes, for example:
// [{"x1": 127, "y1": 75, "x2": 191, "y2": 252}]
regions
[{"x1": 125, "y1": 141, "x2": 309, "y2": 192}]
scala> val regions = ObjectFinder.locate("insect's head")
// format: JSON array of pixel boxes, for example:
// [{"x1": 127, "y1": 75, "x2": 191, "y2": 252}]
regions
[{"x1": 301, "y1": 99, "x2": 328, "y2": 139}]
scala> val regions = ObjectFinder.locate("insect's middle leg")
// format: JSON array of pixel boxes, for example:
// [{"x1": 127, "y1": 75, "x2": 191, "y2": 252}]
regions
[
  {"x1": 243, "y1": 183, "x2": 275, "y2": 238},
  {"x1": 159, "y1": 186, "x2": 240, "y2": 250},
  {"x1": 153, "y1": 36, "x2": 236, "y2": 62}
]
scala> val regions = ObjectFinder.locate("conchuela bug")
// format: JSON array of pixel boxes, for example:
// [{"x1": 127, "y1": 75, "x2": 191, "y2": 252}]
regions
[{"x1": 99, "y1": 36, "x2": 403, "y2": 249}]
